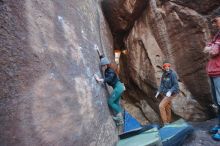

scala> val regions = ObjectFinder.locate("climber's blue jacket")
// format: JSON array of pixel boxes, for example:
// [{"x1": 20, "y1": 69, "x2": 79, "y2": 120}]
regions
[
  {"x1": 104, "y1": 67, "x2": 119, "y2": 87},
  {"x1": 158, "y1": 69, "x2": 179, "y2": 94}
]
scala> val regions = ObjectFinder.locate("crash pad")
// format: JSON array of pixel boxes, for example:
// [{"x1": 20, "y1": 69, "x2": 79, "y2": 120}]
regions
[
  {"x1": 159, "y1": 119, "x2": 193, "y2": 146},
  {"x1": 123, "y1": 111, "x2": 142, "y2": 132},
  {"x1": 117, "y1": 128, "x2": 162, "y2": 146}
]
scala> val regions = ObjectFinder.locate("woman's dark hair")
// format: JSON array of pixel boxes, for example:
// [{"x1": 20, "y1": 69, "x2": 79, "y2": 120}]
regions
[{"x1": 108, "y1": 63, "x2": 120, "y2": 76}]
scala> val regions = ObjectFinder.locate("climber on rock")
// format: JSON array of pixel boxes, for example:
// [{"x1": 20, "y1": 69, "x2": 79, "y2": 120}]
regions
[
  {"x1": 155, "y1": 61, "x2": 179, "y2": 125},
  {"x1": 203, "y1": 9, "x2": 220, "y2": 141},
  {"x1": 94, "y1": 56, "x2": 125, "y2": 126}
]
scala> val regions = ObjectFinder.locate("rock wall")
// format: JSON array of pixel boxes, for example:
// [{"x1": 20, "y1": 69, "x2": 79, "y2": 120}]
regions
[
  {"x1": 103, "y1": 0, "x2": 220, "y2": 123},
  {"x1": 102, "y1": 0, "x2": 148, "y2": 49},
  {"x1": 0, "y1": 0, "x2": 118, "y2": 145}
]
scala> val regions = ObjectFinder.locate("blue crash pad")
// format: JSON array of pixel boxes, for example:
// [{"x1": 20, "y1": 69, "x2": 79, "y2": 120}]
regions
[
  {"x1": 159, "y1": 119, "x2": 193, "y2": 146},
  {"x1": 123, "y1": 111, "x2": 142, "y2": 132},
  {"x1": 117, "y1": 128, "x2": 162, "y2": 146},
  {"x1": 119, "y1": 124, "x2": 160, "y2": 139}
]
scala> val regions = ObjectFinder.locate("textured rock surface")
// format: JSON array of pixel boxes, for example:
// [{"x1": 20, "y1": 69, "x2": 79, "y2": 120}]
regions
[
  {"x1": 103, "y1": 0, "x2": 220, "y2": 122},
  {"x1": 102, "y1": 0, "x2": 148, "y2": 49},
  {"x1": 1, "y1": 0, "x2": 220, "y2": 145},
  {"x1": 163, "y1": 0, "x2": 220, "y2": 14},
  {"x1": 0, "y1": 0, "x2": 118, "y2": 145}
]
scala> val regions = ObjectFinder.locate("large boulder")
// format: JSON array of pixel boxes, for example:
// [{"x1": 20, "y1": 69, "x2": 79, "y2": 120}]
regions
[{"x1": 0, "y1": 0, "x2": 118, "y2": 145}]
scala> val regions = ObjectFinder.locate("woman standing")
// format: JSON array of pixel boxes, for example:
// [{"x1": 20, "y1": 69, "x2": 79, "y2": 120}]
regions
[
  {"x1": 94, "y1": 57, "x2": 125, "y2": 126},
  {"x1": 204, "y1": 10, "x2": 220, "y2": 141}
]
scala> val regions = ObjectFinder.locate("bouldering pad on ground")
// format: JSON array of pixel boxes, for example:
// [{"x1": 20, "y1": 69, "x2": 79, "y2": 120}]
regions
[
  {"x1": 159, "y1": 119, "x2": 193, "y2": 146},
  {"x1": 123, "y1": 111, "x2": 142, "y2": 133},
  {"x1": 117, "y1": 128, "x2": 162, "y2": 146}
]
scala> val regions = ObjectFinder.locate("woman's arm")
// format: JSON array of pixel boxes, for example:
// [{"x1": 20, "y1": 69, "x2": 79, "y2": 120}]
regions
[{"x1": 94, "y1": 74, "x2": 104, "y2": 82}]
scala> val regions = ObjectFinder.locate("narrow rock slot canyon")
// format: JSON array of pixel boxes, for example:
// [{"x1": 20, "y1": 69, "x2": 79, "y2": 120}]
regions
[{"x1": 0, "y1": 0, "x2": 220, "y2": 145}]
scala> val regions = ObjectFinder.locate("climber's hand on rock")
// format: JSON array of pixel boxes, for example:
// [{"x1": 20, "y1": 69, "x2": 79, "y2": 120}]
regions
[
  {"x1": 94, "y1": 74, "x2": 101, "y2": 82},
  {"x1": 94, "y1": 74, "x2": 104, "y2": 83},
  {"x1": 94, "y1": 74, "x2": 99, "y2": 81}
]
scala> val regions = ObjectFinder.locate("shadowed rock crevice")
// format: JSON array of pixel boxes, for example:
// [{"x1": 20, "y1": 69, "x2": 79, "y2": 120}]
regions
[{"x1": 101, "y1": 0, "x2": 148, "y2": 50}]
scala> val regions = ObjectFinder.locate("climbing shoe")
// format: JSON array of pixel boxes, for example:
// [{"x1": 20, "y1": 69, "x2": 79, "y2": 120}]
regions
[
  {"x1": 209, "y1": 125, "x2": 220, "y2": 134},
  {"x1": 116, "y1": 119, "x2": 124, "y2": 126},
  {"x1": 113, "y1": 112, "x2": 123, "y2": 121},
  {"x1": 212, "y1": 132, "x2": 220, "y2": 141},
  {"x1": 163, "y1": 123, "x2": 170, "y2": 127},
  {"x1": 113, "y1": 116, "x2": 121, "y2": 121}
]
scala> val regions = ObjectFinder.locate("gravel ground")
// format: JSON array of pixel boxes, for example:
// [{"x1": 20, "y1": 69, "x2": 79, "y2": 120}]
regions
[{"x1": 183, "y1": 118, "x2": 220, "y2": 146}]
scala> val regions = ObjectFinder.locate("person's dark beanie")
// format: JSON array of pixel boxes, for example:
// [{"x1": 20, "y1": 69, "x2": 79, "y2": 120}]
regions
[{"x1": 212, "y1": 8, "x2": 220, "y2": 18}]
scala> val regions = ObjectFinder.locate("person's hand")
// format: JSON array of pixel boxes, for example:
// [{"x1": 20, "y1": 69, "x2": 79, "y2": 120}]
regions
[
  {"x1": 94, "y1": 74, "x2": 104, "y2": 82},
  {"x1": 122, "y1": 83, "x2": 126, "y2": 91},
  {"x1": 203, "y1": 46, "x2": 212, "y2": 53},
  {"x1": 155, "y1": 92, "x2": 160, "y2": 98},
  {"x1": 166, "y1": 91, "x2": 172, "y2": 97},
  {"x1": 94, "y1": 74, "x2": 99, "y2": 81}
]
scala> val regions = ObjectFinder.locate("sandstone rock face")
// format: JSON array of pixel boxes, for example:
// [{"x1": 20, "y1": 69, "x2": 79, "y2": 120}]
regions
[
  {"x1": 102, "y1": 0, "x2": 148, "y2": 49},
  {"x1": 0, "y1": 0, "x2": 118, "y2": 145},
  {"x1": 104, "y1": 0, "x2": 220, "y2": 122},
  {"x1": 162, "y1": 0, "x2": 220, "y2": 14}
]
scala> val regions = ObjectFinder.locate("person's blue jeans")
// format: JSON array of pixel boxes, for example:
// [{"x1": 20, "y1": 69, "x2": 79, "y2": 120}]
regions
[
  {"x1": 108, "y1": 81, "x2": 124, "y2": 114},
  {"x1": 210, "y1": 77, "x2": 220, "y2": 125}
]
